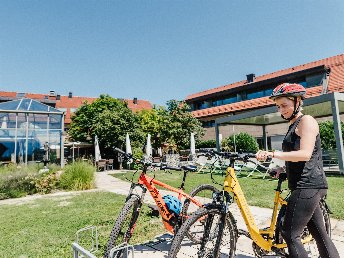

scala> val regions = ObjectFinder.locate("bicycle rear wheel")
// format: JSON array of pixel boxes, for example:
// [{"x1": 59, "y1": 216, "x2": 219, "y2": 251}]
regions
[
  {"x1": 181, "y1": 184, "x2": 220, "y2": 243},
  {"x1": 169, "y1": 207, "x2": 237, "y2": 258},
  {"x1": 104, "y1": 195, "x2": 141, "y2": 258}
]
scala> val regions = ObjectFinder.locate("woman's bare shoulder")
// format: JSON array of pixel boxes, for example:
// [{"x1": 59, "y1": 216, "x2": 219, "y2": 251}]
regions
[{"x1": 299, "y1": 115, "x2": 319, "y2": 132}]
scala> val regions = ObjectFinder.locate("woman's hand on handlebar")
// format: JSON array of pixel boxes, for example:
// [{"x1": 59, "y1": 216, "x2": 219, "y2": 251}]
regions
[{"x1": 256, "y1": 150, "x2": 274, "y2": 162}]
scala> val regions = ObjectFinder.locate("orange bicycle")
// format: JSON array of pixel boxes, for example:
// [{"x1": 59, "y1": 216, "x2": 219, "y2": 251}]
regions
[{"x1": 104, "y1": 148, "x2": 219, "y2": 258}]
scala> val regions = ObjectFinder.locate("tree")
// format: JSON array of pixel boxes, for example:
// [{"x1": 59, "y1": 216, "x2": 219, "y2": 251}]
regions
[
  {"x1": 222, "y1": 132, "x2": 259, "y2": 152},
  {"x1": 68, "y1": 95, "x2": 144, "y2": 157},
  {"x1": 160, "y1": 100, "x2": 204, "y2": 150},
  {"x1": 136, "y1": 108, "x2": 164, "y2": 149},
  {"x1": 318, "y1": 120, "x2": 344, "y2": 149}
]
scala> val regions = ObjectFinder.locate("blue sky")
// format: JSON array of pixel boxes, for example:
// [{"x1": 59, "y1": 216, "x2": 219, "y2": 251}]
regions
[{"x1": 1, "y1": 0, "x2": 344, "y2": 106}]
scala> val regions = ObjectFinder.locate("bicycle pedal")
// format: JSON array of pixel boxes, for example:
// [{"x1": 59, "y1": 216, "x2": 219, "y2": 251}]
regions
[{"x1": 148, "y1": 204, "x2": 160, "y2": 217}]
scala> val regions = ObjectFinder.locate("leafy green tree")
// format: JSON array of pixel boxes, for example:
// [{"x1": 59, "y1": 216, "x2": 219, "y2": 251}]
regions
[
  {"x1": 160, "y1": 100, "x2": 204, "y2": 150},
  {"x1": 319, "y1": 120, "x2": 344, "y2": 149},
  {"x1": 68, "y1": 95, "x2": 144, "y2": 156},
  {"x1": 222, "y1": 132, "x2": 259, "y2": 152},
  {"x1": 137, "y1": 101, "x2": 204, "y2": 150},
  {"x1": 136, "y1": 108, "x2": 164, "y2": 149}
]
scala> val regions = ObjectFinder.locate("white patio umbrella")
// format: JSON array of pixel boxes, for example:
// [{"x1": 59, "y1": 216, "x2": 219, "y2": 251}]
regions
[
  {"x1": 145, "y1": 134, "x2": 152, "y2": 157},
  {"x1": 94, "y1": 135, "x2": 102, "y2": 162},
  {"x1": 190, "y1": 133, "x2": 196, "y2": 155},
  {"x1": 157, "y1": 147, "x2": 162, "y2": 157},
  {"x1": 125, "y1": 133, "x2": 132, "y2": 154}
]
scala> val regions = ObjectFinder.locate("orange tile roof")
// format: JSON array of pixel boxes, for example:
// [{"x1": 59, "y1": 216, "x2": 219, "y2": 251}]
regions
[
  {"x1": 191, "y1": 86, "x2": 325, "y2": 118},
  {"x1": 188, "y1": 53, "x2": 344, "y2": 118},
  {"x1": 186, "y1": 53, "x2": 344, "y2": 100},
  {"x1": 0, "y1": 91, "x2": 152, "y2": 124}
]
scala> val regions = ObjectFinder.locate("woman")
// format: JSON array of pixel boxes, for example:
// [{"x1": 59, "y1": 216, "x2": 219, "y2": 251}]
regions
[{"x1": 256, "y1": 83, "x2": 339, "y2": 258}]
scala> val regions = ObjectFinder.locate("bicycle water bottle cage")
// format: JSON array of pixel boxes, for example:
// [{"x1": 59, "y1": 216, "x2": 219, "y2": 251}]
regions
[{"x1": 163, "y1": 195, "x2": 182, "y2": 215}]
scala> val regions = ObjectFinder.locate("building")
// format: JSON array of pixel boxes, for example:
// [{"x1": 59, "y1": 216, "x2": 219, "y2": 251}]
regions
[
  {"x1": 0, "y1": 91, "x2": 153, "y2": 127},
  {"x1": 185, "y1": 53, "x2": 344, "y2": 148}
]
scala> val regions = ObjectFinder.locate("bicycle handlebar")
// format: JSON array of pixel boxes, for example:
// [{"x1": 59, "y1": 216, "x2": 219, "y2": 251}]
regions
[{"x1": 198, "y1": 148, "x2": 256, "y2": 161}]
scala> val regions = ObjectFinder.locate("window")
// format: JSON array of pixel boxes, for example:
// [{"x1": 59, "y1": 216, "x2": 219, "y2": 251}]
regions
[
  {"x1": 306, "y1": 74, "x2": 324, "y2": 88},
  {"x1": 222, "y1": 96, "x2": 237, "y2": 105},
  {"x1": 202, "y1": 120, "x2": 215, "y2": 127},
  {"x1": 247, "y1": 90, "x2": 265, "y2": 100}
]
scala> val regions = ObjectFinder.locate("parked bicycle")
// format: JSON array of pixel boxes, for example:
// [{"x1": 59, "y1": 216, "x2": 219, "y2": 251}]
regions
[
  {"x1": 168, "y1": 149, "x2": 331, "y2": 258},
  {"x1": 104, "y1": 148, "x2": 219, "y2": 258}
]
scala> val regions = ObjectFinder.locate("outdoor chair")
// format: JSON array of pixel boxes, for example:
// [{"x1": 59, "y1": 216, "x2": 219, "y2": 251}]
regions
[
  {"x1": 106, "y1": 159, "x2": 114, "y2": 170},
  {"x1": 242, "y1": 158, "x2": 275, "y2": 179},
  {"x1": 96, "y1": 159, "x2": 107, "y2": 171}
]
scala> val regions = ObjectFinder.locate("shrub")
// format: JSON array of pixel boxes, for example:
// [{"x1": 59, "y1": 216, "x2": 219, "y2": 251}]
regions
[
  {"x1": 60, "y1": 161, "x2": 95, "y2": 190},
  {"x1": 196, "y1": 139, "x2": 216, "y2": 149},
  {"x1": 222, "y1": 132, "x2": 259, "y2": 152},
  {"x1": 0, "y1": 172, "x2": 37, "y2": 199},
  {"x1": 319, "y1": 121, "x2": 344, "y2": 149},
  {"x1": 35, "y1": 172, "x2": 59, "y2": 194}
]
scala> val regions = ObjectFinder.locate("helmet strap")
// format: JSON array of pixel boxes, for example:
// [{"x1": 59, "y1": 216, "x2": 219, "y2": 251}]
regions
[{"x1": 280, "y1": 97, "x2": 301, "y2": 121}]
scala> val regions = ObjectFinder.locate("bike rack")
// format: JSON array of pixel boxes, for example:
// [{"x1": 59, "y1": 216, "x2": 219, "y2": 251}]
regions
[
  {"x1": 71, "y1": 226, "x2": 135, "y2": 258},
  {"x1": 72, "y1": 226, "x2": 98, "y2": 258}
]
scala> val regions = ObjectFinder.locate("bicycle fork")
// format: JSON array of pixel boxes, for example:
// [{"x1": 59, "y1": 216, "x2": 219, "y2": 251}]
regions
[
  {"x1": 198, "y1": 192, "x2": 232, "y2": 258},
  {"x1": 124, "y1": 184, "x2": 147, "y2": 241}
]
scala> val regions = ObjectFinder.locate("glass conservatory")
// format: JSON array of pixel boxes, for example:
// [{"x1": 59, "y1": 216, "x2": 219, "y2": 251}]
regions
[{"x1": 0, "y1": 98, "x2": 64, "y2": 167}]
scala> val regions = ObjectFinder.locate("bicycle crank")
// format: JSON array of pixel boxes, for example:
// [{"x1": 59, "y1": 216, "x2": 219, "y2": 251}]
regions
[{"x1": 252, "y1": 242, "x2": 288, "y2": 258}]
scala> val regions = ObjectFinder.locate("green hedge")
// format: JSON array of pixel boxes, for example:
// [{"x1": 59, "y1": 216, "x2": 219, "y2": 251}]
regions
[
  {"x1": 319, "y1": 121, "x2": 344, "y2": 149},
  {"x1": 222, "y1": 132, "x2": 259, "y2": 152},
  {"x1": 0, "y1": 164, "x2": 60, "y2": 199}
]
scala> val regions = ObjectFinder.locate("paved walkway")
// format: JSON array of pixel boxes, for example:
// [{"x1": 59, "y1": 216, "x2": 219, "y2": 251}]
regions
[{"x1": 96, "y1": 171, "x2": 344, "y2": 258}]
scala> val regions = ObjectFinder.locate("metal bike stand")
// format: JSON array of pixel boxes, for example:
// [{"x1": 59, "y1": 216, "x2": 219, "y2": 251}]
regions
[
  {"x1": 72, "y1": 226, "x2": 98, "y2": 258},
  {"x1": 109, "y1": 243, "x2": 135, "y2": 258}
]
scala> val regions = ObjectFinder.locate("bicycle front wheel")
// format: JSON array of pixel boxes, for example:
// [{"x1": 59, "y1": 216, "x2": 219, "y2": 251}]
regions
[
  {"x1": 169, "y1": 207, "x2": 237, "y2": 258},
  {"x1": 104, "y1": 195, "x2": 141, "y2": 258},
  {"x1": 181, "y1": 184, "x2": 220, "y2": 243}
]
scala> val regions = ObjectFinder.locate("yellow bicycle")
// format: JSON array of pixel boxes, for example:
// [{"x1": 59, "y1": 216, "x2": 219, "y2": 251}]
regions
[{"x1": 168, "y1": 150, "x2": 331, "y2": 258}]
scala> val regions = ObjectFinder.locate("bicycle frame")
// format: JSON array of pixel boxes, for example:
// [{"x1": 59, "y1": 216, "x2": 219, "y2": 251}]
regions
[
  {"x1": 127, "y1": 171, "x2": 204, "y2": 234},
  {"x1": 224, "y1": 165, "x2": 288, "y2": 251}
]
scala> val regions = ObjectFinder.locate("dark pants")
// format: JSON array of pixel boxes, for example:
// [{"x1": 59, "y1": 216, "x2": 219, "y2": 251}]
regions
[{"x1": 282, "y1": 188, "x2": 339, "y2": 258}]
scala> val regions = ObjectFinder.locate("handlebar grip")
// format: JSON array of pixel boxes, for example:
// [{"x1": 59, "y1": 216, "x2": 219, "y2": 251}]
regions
[
  {"x1": 114, "y1": 148, "x2": 126, "y2": 156},
  {"x1": 161, "y1": 165, "x2": 182, "y2": 171}
]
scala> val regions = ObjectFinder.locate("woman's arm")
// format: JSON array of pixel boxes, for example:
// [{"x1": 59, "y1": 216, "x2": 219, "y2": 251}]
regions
[{"x1": 257, "y1": 115, "x2": 319, "y2": 162}]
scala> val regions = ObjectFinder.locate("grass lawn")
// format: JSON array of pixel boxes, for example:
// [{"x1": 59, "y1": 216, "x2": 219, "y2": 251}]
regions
[
  {"x1": 0, "y1": 191, "x2": 164, "y2": 258},
  {"x1": 112, "y1": 169, "x2": 344, "y2": 220}
]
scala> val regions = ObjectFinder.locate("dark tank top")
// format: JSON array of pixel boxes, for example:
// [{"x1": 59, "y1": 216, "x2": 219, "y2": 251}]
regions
[{"x1": 282, "y1": 115, "x2": 328, "y2": 191}]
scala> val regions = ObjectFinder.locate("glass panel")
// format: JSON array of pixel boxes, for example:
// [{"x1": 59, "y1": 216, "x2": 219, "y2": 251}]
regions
[
  {"x1": 49, "y1": 114, "x2": 62, "y2": 129},
  {"x1": 16, "y1": 139, "x2": 26, "y2": 163},
  {"x1": 49, "y1": 130, "x2": 62, "y2": 163},
  {"x1": 0, "y1": 99, "x2": 21, "y2": 111},
  {"x1": 247, "y1": 90, "x2": 265, "y2": 100},
  {"x1": 18, "y1": 99, "x2": 32, "y2": 111},
  {"x1": 26, "y1": 129, "x2": 43, "y2": 162},
  {"x1": 28, "y1": 113, "x2": 48, "y2": 129},
  {"x1": 29, "y1": 100, "x2": 49, "y2": 112},
  {"x1": 223, "y1": 96, "x2": 237, "y2": 105},
  {"x1": 0, "y1": 128, "x2": 15, "y2": 161},
  {"x1": 265, "y1": 88, "x2": 273, "y2": 96},
  {"x1": 16, "y1": 113, "x2": 27, "y2": 130},
  {"x1": 306, "y1": 74, "x2": 324, "y2": 87}
]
